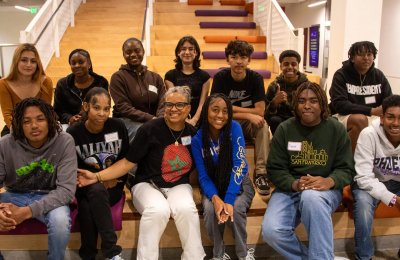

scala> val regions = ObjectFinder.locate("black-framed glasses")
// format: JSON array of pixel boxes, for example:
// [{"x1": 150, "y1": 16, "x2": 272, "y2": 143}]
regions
[{"x1": 164, "y1": 102, "x2": 189, "y2": 110}]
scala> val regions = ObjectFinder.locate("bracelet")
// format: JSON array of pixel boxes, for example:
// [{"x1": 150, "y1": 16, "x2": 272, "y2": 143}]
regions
[
  {"x1": 389, "y1": 195, "x2": 397, "y2": 207},
  {"x1": 95, "y1": 173, "x2": 103, "y2": 183}
]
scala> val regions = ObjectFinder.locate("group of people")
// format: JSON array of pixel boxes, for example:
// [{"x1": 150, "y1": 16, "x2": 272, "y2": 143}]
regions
[{"x1": 0, "y1": 35, "x2": 396, "y2": 260}]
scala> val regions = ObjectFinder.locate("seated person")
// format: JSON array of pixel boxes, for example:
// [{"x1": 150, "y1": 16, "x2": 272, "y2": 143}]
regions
[
  {"x1": 0, "y1": 98, "x2": 77, "y2": 260},
  {"x1": 210, "y1": 40, "x2": 270, "y2": 196},
  {"x1": 0, "y1": 43, "x2": 53, "y2": 136},
  {"x1": 191, "y1": 93, "x2": 255, "y2": 260},
  {"x1": 77, "y1": 87, "x2": 205, "y2": 260},
  {"x1": 262, "y1": 82, "x2": 355, "y2": 259},
  {"x1": 110, "y1": 37, "x2": 165, "y2": 143},
  {"x1": 54, "y1": 49, "x2": 108, "y2": 129},
  {"x1": 67, "y1": 87, "x2": 128, "y2": 260},
  {"x1": 329, "y1": 41, "x2": 392, "y2": 152},
  {"x1": 352, "y1": 95, "x2": 400, "y2": 260},
  {"x1": 265, "y1": 50, "x2": 308, "y2": 134},
  {"x1": 164, "y1": 35, "x2": 211, "y2": 126}
]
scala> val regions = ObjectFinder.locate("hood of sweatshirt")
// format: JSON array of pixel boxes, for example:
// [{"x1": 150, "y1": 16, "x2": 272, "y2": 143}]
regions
[
  {"x1": 341, "y1": 60, "x2": 376, "y2": 77},
  {"x1": 16, "y1": 131, "x2": 60, "y2": 156},
  {"x1": 276, "y1": 72, "x2": 308, "y2": 90},
  {"x1": 119, "y1": 64, "x2": 148, "y2": 74}
]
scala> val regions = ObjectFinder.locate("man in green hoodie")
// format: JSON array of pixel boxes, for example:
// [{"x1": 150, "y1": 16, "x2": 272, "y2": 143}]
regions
[{"x1": 265, "y1": 50, "x2": 309, "y2": 134}]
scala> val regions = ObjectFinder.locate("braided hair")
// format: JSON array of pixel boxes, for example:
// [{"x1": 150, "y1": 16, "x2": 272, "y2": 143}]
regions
[
  {"x1": 11, "y1": 98, "x2": 61, "y2": 141},
  {"x1": 200, "y1": 93, "x2": 233, "y2": 197}
]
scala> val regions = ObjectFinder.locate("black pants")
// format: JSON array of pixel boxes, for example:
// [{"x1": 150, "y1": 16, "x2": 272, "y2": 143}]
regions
[{"x1": 76, "y1": 182, "x2": 123, "y2": 260}]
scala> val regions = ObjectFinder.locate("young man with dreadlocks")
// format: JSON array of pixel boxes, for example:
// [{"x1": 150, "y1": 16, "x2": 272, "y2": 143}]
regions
[
  {"x1": 262, "y1": 82, "x2": 355, "y2": 259},
  {"x1": 329, "y1": 41, "x2": 392, "y2": 152},
  {"x1": 0, "y1": 98, "x2": 77, "y2": 260},
  {"x1": 192, "y1": 93, "x2": 255, "y2": 260},
  {"x1": 210, "y1": 40, "x2": 271, "y2": 196}
]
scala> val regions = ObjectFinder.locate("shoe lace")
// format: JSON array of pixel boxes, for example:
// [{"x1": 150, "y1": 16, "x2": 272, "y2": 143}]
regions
[
  {"x1": 246, "y1": 248, "x2": 255, "y2": 260},
  {"x1": 256, "y1": 176, "x2": 266, "y2": 185},
  {"x1": 222, "y1": 253, "x2": 231, "y2": 260}
]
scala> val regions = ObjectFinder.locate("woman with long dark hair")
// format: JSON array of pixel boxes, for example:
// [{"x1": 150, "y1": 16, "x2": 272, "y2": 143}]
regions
[
  {"x1": 67, "y1": 87, "x2": 127, "y2": 260},
  {"x1": 54, "y1": 49, "x2": 108, "y2": 129},
  {"x1": 191, "y1": 93, "x2": 255, "y2": 260}
]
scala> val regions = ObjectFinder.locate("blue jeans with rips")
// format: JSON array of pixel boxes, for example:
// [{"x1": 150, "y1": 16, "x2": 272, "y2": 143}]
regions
[
  {"x1": 261, "y1": 189, "x2": 342, "y2": 260},
  {"x1": 353, "y1": 180, "x2": 400, "y2": 260},
  {"x1": 0, "y1": 191, "x2": 71, "y2": 260}
]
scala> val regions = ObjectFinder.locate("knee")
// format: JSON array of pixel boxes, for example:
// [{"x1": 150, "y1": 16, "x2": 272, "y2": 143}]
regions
[
  {"x1": 353, "y1": 190, "x2": 375, "y2": 219},
  {"x1": 86, "y1": 183, "x2": 108, "y2": 197},
  {"x1": 347, "y1": 114, "x2": 368, "y2": 131},
  {"x1": 143, "y1": 203, "x2": 171, "y2": 221},
  {"x1": 172, "y1": 200, "x2": 198, "y2": 217},
  {"x1": 47, "y1": 207, "x2": 71, "y2": 234},
  {"x1": 261, "y1": 219, "x2": 284, "y2": 245},
  {"x1": 299, "y1": 190, "x2": 327, "y2": 210}
]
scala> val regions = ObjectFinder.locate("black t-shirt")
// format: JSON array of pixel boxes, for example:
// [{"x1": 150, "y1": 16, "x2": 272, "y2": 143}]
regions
[
  {"x1": 211, "y1": 68, "x2": 265, "y2": 108},
  {"x1": 164, "y1": 69, "x2": 210, "y2": 117},
  {"x1": 67, "y1": 118, "x2": 129, "y2": 190},
  {"x1": 126, "y1": 117, "x2": 196, "y2": 188}
]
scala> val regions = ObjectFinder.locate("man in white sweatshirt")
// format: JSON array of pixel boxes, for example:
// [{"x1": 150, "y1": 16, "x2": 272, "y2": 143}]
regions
[{"x1": 353, "y1": 94, "x2": 400, "y2": 260}]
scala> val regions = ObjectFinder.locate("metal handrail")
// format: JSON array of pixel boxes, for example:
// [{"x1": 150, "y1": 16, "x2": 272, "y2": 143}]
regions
[
  {"x1": 141, "y1": 0, "x2": 149, "y2": 41},
  {"x1": 33, "y1": 0, "x2": 65, "y2": 45}
]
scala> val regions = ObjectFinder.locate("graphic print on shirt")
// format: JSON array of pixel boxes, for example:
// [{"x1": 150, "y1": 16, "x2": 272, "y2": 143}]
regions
[
  {"x1": 291, "y1": 141, "x2": 328, "y2": 166},
  {"x1": 228, "y1": 90, "x2": 250, "y2": 104},
  {"x1": 233, "y1": 136, "x2": 247, "y2": 185},
  {"x1": 346, "y1": 83, "x2": 382, "y2": 95},
  {"x1": 374, "y1": 156, "x2": 400, "y2": 175},
  {"x1": 161, "y1": 144, "x2": 192, "y2": 183},
  {"x1": 11, "y1": 158, "x2": 56, "y2": 191},
  {"x1": 75, "y1": 139, "x2": 122, "y2": 170}
]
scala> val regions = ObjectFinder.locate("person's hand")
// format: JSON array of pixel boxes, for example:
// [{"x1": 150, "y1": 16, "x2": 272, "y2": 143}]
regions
[
  {"x1": 272, "y1": 85, "x2": 288, "y2": 106},
  {"x1": 211, "y1": 195, "x2": 226, "y2": 224},
  {"x1": 103, "y1": 179, "x2": 118, "y2": 189},
  {"x1": 299, "y1": 174, "x2": 335, "y2": 191},
  {"x1": 186, "y1": 117, "x2": 198, "y2": 127},
  {"x1": 248, "y1": 114, "x2": 265, "y2": 128},
  {"x1": 223, "y1": 203, "x2": 234, "y2": 222},
  {"x1": 77, "y1": 169, "x2": 98, "y2": 187},
  {"x1": 7, "y1": 205, "x2": 32, "y2": 225},
  {"x1": 0, "y1": 203, "x2": 16, "y2": 231},
  {"x1": 371, "y1": 106, "x2": 383, "y2": 116},
  {"x1": 69, "y1": 114, "x2": 82, "y2": 125}
]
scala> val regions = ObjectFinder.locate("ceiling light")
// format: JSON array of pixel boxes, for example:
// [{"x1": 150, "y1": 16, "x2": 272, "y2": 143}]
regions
[
  {"x1": 308, "y1": 0, "x2": 326, "y2": 8},
  {"x1": 15, "y1": 5, "x2": 30, "y2": 12}
]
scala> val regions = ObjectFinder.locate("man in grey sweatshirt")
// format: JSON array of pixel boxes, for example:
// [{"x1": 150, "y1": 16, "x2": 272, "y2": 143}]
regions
[{"x1": 0, "y1": 98, "x2": 77, "y2": 260}]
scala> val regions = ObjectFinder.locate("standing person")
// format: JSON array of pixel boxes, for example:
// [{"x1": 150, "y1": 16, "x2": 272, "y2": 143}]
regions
[
  {"x1": 210, "y1": 40, "x2": 271, "y2": 195},
  {"x1": 262, "y1": 82, "x2": 355, "y2": 259},
  {"x1": 54, "y1": 49, "x2": 108, "y2": 129},
  {"x1": 191, "y1": 93, "x2": 255, "y2": 260},
  {"x1": 329, "y1": 41, "x2": 392, "y2": 152},
  {"x1": 110, "y1": 37, "x2": 165, "y2": 143},
  {"x1": 352, "y1": 95, "x2": 400, "y2": 260},
  {"x1": 77, "y1": 87, "x2": 205, "y2": 260},
  {"x1": 0, "y1": 43, "x2": 53, "y2": 136},
  {"x1": 164, "y1": 35, "x2": 211, "y2": 126},
  {"x1": 265, "y1": 50, "x2": 308, "y2": 134},
  {"x1": 67, "y1": 87, "x2": 128, "y2": 260},
  {"x1": 0, "y1": 98, "x2": 77, "y2": 260}
]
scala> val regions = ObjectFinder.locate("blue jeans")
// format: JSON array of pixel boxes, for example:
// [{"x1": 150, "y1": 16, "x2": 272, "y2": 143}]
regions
[
  {"x1": 353, "y1": 180, "x2": 400, "y2": 260},
  {"x1": 0, "y1": 192, "x2": 71, "y2": 260},
  {"x1": 261, "y1": 189, "x2": 342, "y2": 260}
]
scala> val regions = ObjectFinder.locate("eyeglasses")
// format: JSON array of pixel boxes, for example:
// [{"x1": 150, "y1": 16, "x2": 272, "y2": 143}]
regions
[{"x1": 164, "y1": 102, "x2": 189, "y2": 110}]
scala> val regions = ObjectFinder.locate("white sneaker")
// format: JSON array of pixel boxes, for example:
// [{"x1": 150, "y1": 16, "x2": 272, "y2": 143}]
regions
[
  {"x1": 210, "y1": 252, "x2": 231, "y2": 260},
  {"x1": 239, "y1": 248, "x2": 255, "y2": 260},
  {"x1": 334, "y1": 256, "x2": 350, "y2": 260},
  {"x1": 106, "y1": 253, "x2": 124, "y2": 260}
]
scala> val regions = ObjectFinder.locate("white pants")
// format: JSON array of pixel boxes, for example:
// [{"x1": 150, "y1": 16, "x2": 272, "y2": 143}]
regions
[{"x1": 132, "y1": 182, "x2": 205, "y2": 260}]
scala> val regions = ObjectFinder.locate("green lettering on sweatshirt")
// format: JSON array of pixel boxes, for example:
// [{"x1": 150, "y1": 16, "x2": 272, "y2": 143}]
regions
[{"x1": 15, "y1": 159, "x2": 55, "y2": 176}]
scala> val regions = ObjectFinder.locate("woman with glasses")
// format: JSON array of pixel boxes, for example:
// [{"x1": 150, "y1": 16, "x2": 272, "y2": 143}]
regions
[
  {"x1": 165, "y1": 35, "x2": 210, "y2": 126},
  {"x1": 54, "y1": 49, "x2": 108, "y2": 130},
  {"x1": 0, "y1": 43, "x2": 53, "y2": 136},
  {"x1": 110, "y1": 37, "x2": 165, "y2": 142},
  {"x1": 192, "y1": 93, "x2": 255, "y2": 260},
  {"x1": 77, "y1": 86, "x2": 206, "y2": 260}
]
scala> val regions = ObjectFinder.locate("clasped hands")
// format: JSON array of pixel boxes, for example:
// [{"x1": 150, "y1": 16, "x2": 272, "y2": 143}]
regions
[
  {"x1": 212, "y1": 195, "x2": 234, "y2": 224},
  {"x1": 0, "y1": 203, "x2": 32, "y2": 231},
  {"x1": 292, "y1": 174, "x2": 335, "y2": 192}
]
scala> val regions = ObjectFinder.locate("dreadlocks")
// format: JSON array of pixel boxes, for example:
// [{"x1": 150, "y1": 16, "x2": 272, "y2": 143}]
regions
[
  {"x1": 348, "y1": 41, "x2": 378, "y2": 60},
  {"x1": 11, "y1": 98, "x2": 61, "y2": 141},
  {"x1": 292, "y1": 82, "x2": 330, "y2": 121},
  {"x1": 200, "y1": 93, "x2": 233, "y2": 198}
]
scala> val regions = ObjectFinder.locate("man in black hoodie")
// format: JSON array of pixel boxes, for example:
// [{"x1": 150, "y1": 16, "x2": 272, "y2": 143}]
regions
[{"x1": 329, "y1": 41, "x2": 392, "y2": 152}]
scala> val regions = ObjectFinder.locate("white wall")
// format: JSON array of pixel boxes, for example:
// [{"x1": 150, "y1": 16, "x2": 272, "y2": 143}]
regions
[
  {"x1": 379, "y1": 0, "x2": 400, "y2": 93},
  {"x1": 281, "y1": 1, "x2": 326, "y2": 76}
]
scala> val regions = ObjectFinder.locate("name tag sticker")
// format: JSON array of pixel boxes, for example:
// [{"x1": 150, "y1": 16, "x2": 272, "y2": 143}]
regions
[
  {"x1": 149, "y1": 85, "x2": 158, "y2": 94},
  {"x1": 241, "y1": 100, "x2": 252, "y2": 107},
  {"x1": 288, "y1": 141, "x2": 302, "y2": 151},
  {"x1": 181, "y1": 136, "x2": 191, "y2": 146},
  {"x1": 105, "y1": 132, "x2": 119, "y2": 143},
  {"x1": 365, "y1": 96, "x2": 376, "y2": 104}
]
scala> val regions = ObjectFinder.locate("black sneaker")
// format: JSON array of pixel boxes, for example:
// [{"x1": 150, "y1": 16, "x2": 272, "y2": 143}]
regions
[{"x1": 255, "y1": 175, "x2": 270, "y2": 195}]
